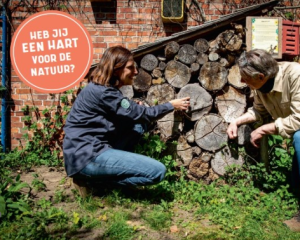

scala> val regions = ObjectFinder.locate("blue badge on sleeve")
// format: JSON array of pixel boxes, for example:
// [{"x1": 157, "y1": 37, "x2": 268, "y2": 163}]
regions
[{"x1": 121, "y1": 99, "x2": 130, "y2": 109}]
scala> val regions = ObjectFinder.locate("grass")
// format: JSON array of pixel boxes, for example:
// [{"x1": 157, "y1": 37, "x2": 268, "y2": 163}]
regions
[{"x1": 1, "y1": 134, "x2": 300, "y2": 239}]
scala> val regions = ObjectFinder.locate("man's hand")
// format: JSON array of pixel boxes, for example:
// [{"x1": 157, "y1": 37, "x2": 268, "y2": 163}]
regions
[
  {"x1": 227, "y1": 121, "x2": 238, "y2": 139},
  {"x1": 250, "y1": 123, "x2": 277, "y2": 148},
  {"x1": 250, "y1": 128, "x2": 264, "y2": 148}
]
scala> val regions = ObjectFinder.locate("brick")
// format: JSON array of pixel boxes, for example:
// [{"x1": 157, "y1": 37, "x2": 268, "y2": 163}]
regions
[
  {"x1": 36, "y1": 95, "x2": 48, "y2": 100},
  {"x1": 16, "y1": 89, "x2": 31, "y2": 94},
  {"x1": 101, "y1": 30, "x2": 118, "y2": 36},
  {"x1": 119, "y1": 31, "x2": 137, "y2": 36},
  {"x1": 126, "y1": 42, "x2": 139, "y2": 49},
  {"x1": 11, "y1": 122, "x2": 24, "y2": 128},
  {"x1": 24, "y1": 100, "x2": 42, "y2": 106},
  {"x1": 11, "y1": 116, "x2": 20, "y2": 122},
  {"x1": 108, "y1": 43, "x2": 125, "y2": 47},
  {"x1": 11, "y1": 94, "x2": 19, "y2": 100},
  {"x1": 93, "y1": 42, "x2": 107, "y2": 48},
  {"x1": 117, "y1": 13, "x2": 125, "y2": 19}
]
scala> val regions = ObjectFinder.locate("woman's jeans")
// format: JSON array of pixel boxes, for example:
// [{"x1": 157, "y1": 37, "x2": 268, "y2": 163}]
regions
[
  {"x1": 292, "y1": 130, "x2": 300, "y2": 196},
  {"x1": 76, "y1": 124, "x2": 166, "y2": 187}
]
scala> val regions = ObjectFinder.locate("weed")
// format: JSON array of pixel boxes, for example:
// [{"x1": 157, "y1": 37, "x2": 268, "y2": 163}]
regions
[
  {"x1": 103, "y1": 212, "x2": 136, "y2": 240},
  {"x1": 31, "y1": 173, "x2": 47, "y2": 192},
  {"x1": 141, "y1": 205, "x2": 172, "y2": 230},
  {"x1": 53, "y1": 189, "x2": 68, "y2": 203}
]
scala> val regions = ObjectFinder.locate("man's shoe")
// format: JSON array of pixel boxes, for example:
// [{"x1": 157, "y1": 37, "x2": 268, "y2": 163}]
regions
[
  {"x1": 284, "y1": 213, "x2": 300, "y2": 232},
  {"x1": 72, "y1": 178, "x2": 92, "y2": 198}
]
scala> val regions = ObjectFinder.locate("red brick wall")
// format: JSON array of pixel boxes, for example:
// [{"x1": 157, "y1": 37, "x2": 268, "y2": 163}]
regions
[{"x1": 3, "y1": 0, "x2": 261, "y2": 149}]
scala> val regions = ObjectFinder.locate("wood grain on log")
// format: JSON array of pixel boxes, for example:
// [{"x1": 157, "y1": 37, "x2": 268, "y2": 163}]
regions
[
  {"x1": 194, "y1": 114, "x2": 228, "y2": 151},
  {"x1": 226, "y1": 34, "x2": 243, "y2": 52},
  {"x1": 165, "y1": 60, "x2": 191, "y2": 88},
  {"x1": 157, "y1": 111, "x2": 183, "y2": 140},
  {"x1": 140, "y1": 54, "x2": 158, "y2": 71},
  {"x1": 176, "y1": 135, "x2": 193, "y2": 167},
  {"x1": 177, "y1": 83, "x2": 212, "y2": 121},
  {"x1": 227, "y1": 64, "x2": 247, "y2": 89},
  {"x1": 199, "y1": 62, "x2": 228, "y2": 91},
  {"x1": 215, "y1": 86, "x2": 246, "y2": 123},
  {"x1": 190, "y1": 62, "x2": 200, "y2": 75},
  {"x1": 159, "y1": 62, "x2": 166, "y2": 71},
  {"x1": 211, "y1": 145, "x2": 244, "y2": 176},
  {"x1": 200, "y1": 152, "x2": 213, "y2": 163},
  {"x1": 165, "y1": 41, "x2": 180, "y2": 60},
  {"x1": 133, "y1": 68, "x2": 152, "y2": 92},
  {"x1": 178, "y1": 44, "x2": 197, "y2": 65},
  {"x1": 208, "y1": 52, "x2": 219, "y2": 62},
  {"x1": 197, "y1": 52, "x2": 208, "y2": 65},
  {"x1": 152, "y1": 68, "x2": 162, "y2": 78},
  {"x1": 186, "y1": 129, "x2": 195, "y2": 143},
  {"x1": 219, "y1": 58, "x2": 229, "y2": 67},
  {"x1": 194, "y1": 38, "x2": 209, "y2": 53},
  {"x1": 146, "y1": 83, "x2": 175, "y2": 106}
]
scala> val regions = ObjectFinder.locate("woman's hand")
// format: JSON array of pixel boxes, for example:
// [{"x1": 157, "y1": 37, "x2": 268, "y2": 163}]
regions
[{"x1": 169, "y1": 97, "x2": 190, "y2": 111}]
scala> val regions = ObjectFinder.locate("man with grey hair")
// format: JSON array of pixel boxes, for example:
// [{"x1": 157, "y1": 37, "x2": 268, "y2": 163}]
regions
[{"x1": 227, "y1": 49, "x2": 300, "y2": 231}]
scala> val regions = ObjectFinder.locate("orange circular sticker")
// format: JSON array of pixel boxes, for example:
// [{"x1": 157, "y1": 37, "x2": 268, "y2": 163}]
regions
[{"x1": 10, "y1": 11, "x2": 93, "y2": 93}]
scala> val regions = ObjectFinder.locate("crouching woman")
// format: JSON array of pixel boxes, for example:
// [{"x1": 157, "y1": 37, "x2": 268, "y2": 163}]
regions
[{"x1": 63, "y1": 46, "x2": 190, "y2": 197}]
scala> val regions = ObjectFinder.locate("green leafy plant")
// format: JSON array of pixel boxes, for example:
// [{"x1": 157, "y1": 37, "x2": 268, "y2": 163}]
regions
[
  {"x1": 0, "y1": 175, "x2": 31, "y2": 222},
  {"x1": 17, "y1": 90, "x2": 77, "y2": 168},
  {"x1": 31, "y1": 173, "x2": 47, "y2": 192}
]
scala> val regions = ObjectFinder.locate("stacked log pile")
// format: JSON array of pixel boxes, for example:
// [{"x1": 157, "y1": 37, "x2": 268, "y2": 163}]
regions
[{"x1": 120, "y1": 24, "x2": 257, "y2": 182}]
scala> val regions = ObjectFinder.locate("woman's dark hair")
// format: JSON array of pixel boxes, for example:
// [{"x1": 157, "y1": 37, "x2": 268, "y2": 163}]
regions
[{"x1": 90, "y1": 46, "x2": 133, "y2": 86}]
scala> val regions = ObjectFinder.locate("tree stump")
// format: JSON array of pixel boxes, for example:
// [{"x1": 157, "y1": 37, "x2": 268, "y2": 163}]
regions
[
  {"x1": 157, "y1": 111, "x2": 183, "y2": 140},
  {"x1": 177, "y1": 83, "x2": 213, "y2": 121},
  {"x1": 211, "y1": 145, "x2": 244, "y2": 176},
  {"x1": 227, "y1": 64, "x2": 247, "y2": 89},
  {"x1": 165, "y1": 41, "x2": 180, "y2": 60},
  {"x1": 194, "y1": 114, "x2": 228, "y2": 151},
  {"x1": 165, "y1": 60, "x2": 191, "y2": 88},
  {"x1": 140, "y1": 54, "x2": 159, "y2": 72},
  {"x1": 119, "y1": 85, "x2": 134, "y2": 99},
  {"x1": 199, "y1": 62, "x2": 228, "y2": 91},
  {"x1": 133, "y1": 68, "x2": 152, "y2": 92},
  {"x1": 146, "y1": 83, "x2": 175, "y2": 106},
  {"x1": 194, "y1": 38, "x2": 209, "y2": 53},
  {"x1": 215, "y1": 86, "x2": 246, "y2": 123},
  {"x1": 177, "y1": 44, "x2": 197, "y2": 65}
]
